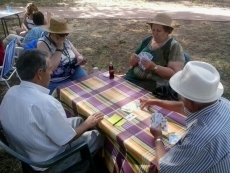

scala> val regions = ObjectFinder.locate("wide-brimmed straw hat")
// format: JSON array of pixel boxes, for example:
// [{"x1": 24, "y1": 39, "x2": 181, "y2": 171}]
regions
[
  {"x1": 169, "y1": 61, "x2": 224, "y2": 103},
  {"x1": 42, "y1": 17, "x2": 72, "y2": 34},
  {"x1": 146, "y1": 13, "x2": 174, "y2": 29}
]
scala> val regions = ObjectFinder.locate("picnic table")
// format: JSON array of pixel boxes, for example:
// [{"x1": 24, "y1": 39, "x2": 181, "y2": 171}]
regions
[
  {"x1": 53, "y1": 71, "x2": 186, "y2": 173},
  {"x1": 0, "y1": 10, "x2": 23, "y2": 38}
]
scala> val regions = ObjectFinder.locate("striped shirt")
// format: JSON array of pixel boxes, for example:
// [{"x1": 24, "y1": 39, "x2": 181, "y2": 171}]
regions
[
  {"x1": 159, "y1": 97, "x2": 230, "y2": 173},
  {"x1": 0, "y1": 81, "x2": 76, "y2": 171}
]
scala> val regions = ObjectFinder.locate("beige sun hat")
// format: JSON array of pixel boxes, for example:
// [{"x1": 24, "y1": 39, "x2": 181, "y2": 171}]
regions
[
  {"x1": 169, "y1": 61, "x2": 224, "y2": 103},
  {"x1": 42, "y1": 17, "x2": 72, "y2": 33},
  {"x1": 146, "y1": 13, "x2": 174, "y2": 29}
]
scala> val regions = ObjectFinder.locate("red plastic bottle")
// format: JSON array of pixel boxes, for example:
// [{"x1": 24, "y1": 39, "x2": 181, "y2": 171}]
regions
[{"x1": 109, "y1": 62, "x2": 114, "y2": 79}]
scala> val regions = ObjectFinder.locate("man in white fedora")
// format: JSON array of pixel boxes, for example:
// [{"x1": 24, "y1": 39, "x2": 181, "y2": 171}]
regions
[{"x1": 140, "y1": 61, "x2": 230, "y2": 172}]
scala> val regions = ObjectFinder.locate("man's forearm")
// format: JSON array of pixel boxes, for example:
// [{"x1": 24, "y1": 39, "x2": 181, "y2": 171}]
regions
[
  {"x1": 67, "y1": 122, "x2": 89, "y2": 144},
  {"x1": 152, "y1": 100, "x2": 184, "y2": 115},
  {"x1": 155, "y1": 140, "x2": 167, "y2": 170}
]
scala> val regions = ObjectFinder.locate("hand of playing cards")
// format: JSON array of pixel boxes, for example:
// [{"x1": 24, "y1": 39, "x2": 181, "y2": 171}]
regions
[
  {"x1": 151, "y1": 112, "x2": 168, "y2": 132},
  {"x1": 138, "y1": 52, "x2": 153, "y2": 70}
]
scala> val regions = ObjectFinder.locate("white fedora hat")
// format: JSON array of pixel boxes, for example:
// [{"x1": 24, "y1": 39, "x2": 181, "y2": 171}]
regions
[{"x1": 169, "y1": 61, "x2": 224, "y2": 103}]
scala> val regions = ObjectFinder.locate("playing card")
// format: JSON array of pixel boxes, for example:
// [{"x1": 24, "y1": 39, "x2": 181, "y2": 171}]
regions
[
  {"x1": 135, "y1": 101, "x2": 140, "y2": 110},
  {"x1": 125, "y1": 114, "x2": 137, "y2": 121},
  {"x1": 151, "y1": 112, "x2": 168, "y2": 132},
  {"x1": 169, "y1": 133, "x2": 180, "y2": 145},
  {"x1": 103, "y1": 71, "x2": 110, "y2": 78},
  {"x1": 161, "y1": 118, "x2": 168, "y2": 132},
  {"x1": 121, "y1": 102, "x2": 140, "y2": 113},
  {"x1": 138, "y1": 52, "x2": 153, "y2": 70},
  {"x1": 121, "y1": 106, "x2": 133, "y2": 113}
]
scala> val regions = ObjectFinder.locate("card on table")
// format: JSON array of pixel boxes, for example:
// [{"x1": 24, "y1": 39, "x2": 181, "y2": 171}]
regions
[
  {"x1": 151, "y1": 112, "x2": 168, "y2": 132},
  {"x1": 124, "y1": 113, "x2": 137, "y2": 121},
  {"x1": 121, "y1": 102, "x2": 140, "y2": 113},
  {"x1": 102, "y1": 71, "x2": 110, "y2": 78},
  {"x1": 115, "y1": 119, "x2": 127, "y2": 126},
  {"x1": 107, "y1": 114, "x2": 126, "y2": 126},
  {"x1": 108, "y1": 114, "x2": 122, "y2": 124}
]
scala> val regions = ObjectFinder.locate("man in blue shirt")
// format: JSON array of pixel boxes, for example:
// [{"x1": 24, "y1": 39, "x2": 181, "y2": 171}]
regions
[{"x1": 140, "y1": 61, "x2": 230, "y2": 173}]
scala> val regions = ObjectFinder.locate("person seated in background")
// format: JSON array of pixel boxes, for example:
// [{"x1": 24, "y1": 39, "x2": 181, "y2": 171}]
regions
[
  {"x1": 0, "y1": 50, "x2": 104, "y2": 172},
  {"x1": 37, "y1": 17, "x2": 88, "y2": 94},
  {"x1": 3, "y1": 11, "x2": 46, "y2": 48},
  {"x1": 16, "y1": 3, "x2": 38, "y2": 37},
  {"x1": 140, "y1": 61, "x2": 230, "y2": 172},
  {"x1": 124, "y1": 13, "x2": 187, "y2": 93}
]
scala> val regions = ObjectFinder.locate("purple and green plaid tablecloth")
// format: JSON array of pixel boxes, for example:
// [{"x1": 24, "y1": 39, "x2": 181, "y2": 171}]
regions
[{"x1": 53, "y1": 71, "x2": 186, "y2": 173}]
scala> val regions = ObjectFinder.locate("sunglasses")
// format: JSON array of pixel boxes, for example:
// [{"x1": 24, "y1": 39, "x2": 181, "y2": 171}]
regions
[{"x1": 56, "y1": 33, "x2": 69, "y2": 37}]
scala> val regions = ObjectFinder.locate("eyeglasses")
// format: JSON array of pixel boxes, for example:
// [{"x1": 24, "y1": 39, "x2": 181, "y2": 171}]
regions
[{"x1": 56, "y1": 33, "x2": 69, "y2": 37}]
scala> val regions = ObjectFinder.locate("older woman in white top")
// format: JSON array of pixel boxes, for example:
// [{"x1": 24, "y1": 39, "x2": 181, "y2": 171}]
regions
[{"x1": 37, "y1": 17, "x2": 87, "y2": 94}]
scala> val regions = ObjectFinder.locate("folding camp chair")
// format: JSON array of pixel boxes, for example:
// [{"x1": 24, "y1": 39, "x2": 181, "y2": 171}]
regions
[
  {"x1": 0, "y1": 38, "x2": 21, "y2": 88},
  {"x1": 0, "y1": 122, "x2": 96, "y2": 173}
]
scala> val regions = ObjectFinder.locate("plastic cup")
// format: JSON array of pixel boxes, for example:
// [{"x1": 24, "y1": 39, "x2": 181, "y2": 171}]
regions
[
  {"x1": 7, "y1": 6, "x2": 13, "y2": 13},
  {"x1": 93, "y1": 67, "x2": 99, "y2": 73}
]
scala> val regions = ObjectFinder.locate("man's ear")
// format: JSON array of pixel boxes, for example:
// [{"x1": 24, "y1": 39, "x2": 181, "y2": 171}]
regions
[{"x1": 36, "y1": 69, "x2": 43, "y2": 80}]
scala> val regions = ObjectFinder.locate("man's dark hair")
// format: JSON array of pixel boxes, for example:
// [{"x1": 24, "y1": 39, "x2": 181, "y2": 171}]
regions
[
  {"x1": 16, "y1": 49, "x2": 47, "y2": 81},
  {"x1": 32, "y1": 11, "x2": 44, "y2": 25}
]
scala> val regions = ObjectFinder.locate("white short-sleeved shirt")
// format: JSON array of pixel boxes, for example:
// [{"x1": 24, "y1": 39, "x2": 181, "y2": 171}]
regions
[{"x1": 0, "y1": 81, "x2": 76, "y2": 170}]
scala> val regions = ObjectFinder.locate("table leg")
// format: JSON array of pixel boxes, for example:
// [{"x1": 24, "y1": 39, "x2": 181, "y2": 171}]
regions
[
  {"x1": 15, "y1": 14, "x2": 21, "y2": 27},
  {"x1": 2, "y1": 18, "x2": 9, "y2": 36},
  {"x1": 1, "y1": 19, "x2": 7, "y2": 38}
]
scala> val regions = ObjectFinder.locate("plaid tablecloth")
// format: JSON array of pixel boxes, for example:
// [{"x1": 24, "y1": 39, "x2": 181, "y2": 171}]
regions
[{"x1": 53, "y1": 71, "x2": 186, "y2": 173}]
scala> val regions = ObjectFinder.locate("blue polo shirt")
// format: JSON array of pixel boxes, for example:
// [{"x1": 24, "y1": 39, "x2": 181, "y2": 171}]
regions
[
  {"x1": 22, "y1": 26, "x2": 44, "y2": 45},
  {"x1": 160, "y1": 97, "x2": 230, "y2": 173}
]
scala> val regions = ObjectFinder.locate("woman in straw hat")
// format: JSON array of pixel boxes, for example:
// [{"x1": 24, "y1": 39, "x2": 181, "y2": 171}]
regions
[
  {"x1": 124, "y1": 13, "x2": 188, "y2": 93},
  {"x1": 37, "y1": 17, "x2": 87, "y2": 94}
]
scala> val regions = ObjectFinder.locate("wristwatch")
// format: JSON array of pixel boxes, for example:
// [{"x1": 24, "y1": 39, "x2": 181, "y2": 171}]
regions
[
  {"x1": 155, "y1": 138, "x2": 163, "y2": 144},
  {"x1": 153, "y1": 65, "x2": 158, "y2": 71}
]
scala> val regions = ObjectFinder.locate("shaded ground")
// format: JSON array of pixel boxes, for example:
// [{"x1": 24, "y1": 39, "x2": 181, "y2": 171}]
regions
[
  {"x1": 0, "y1": 0, "x2": 230, "y2": 172},
  {"x1": 1, "y1": 18, "x2": 230, "y2": 106}
]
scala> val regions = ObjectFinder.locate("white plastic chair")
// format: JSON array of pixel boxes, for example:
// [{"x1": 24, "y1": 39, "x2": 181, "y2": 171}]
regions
[{"x1": 0, "y1": 38, "x2": 21, "y2": 88}]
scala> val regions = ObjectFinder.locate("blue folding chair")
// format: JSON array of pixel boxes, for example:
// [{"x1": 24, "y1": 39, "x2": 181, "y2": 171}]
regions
[{"x1": 0, "y1": 38, "x2": 21, "y2": 88}]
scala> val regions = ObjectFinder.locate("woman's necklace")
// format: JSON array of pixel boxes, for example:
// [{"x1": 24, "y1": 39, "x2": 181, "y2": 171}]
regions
[
  {"x1": 47, "y1": 35, "x2": 57, "y2": 47},
  {"x1": 150, "y1": 37, "x2": 170, "y2": 49},
  {"x1": 150, "y1": 39, "x2": 160, "y2": 49}
]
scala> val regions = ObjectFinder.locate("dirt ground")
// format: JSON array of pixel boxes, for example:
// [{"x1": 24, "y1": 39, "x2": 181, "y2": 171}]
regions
[
  {"x1": 1, "y1": 19, "x2": 230, "y2": 101},
  {"x1": 0, "y1": 0, "x2": 230, "y2": 172}
]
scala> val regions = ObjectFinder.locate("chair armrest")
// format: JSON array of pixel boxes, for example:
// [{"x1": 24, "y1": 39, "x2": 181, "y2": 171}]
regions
[
  {"x1": 0, "y1": 140, "x2": 89, "y2": 168},
  {"x1": 34, "y1": 141, "x2": 89, "y2": 167},
  {"x1": 14, "y1": 46, "x2": 24, "y2": 58}
]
